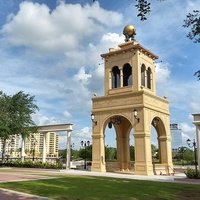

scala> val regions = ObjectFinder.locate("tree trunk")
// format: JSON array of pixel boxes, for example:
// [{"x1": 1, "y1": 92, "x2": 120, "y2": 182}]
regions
[
  {"x1": 2, "y1": 138, "x2": 7, "y2": 162},
  {"x1": 21, "y1": 136, "x2": 26, "y2": 162}
]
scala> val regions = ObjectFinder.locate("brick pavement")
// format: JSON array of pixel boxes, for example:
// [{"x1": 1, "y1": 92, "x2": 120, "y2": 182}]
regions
[
  {"x1": 0, "y1": 170, "x2": 51, "y2": 200},
  {"x1": 0, "y1": 188, "x2": 48, "y2": 200}
]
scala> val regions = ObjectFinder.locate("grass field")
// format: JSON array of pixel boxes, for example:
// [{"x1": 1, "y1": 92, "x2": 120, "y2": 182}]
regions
[{"x1": 0, "y1": 176, "x2": 200, "y2": 200}]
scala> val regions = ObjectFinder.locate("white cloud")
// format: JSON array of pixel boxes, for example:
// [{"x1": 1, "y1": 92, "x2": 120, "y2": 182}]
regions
[
  {"x1": 155, "y1": 62, "x2": 171, "y2": 84},
  {"x1": 74, "y1": 67, "x2": 92, "y2": 85},
  {"x1": 63, "y1": 110, "x2": 72, "y2": 119},
  {"x1": 1, "y1": 1, "x2": 123, "y2": 54},
  {"x1": 180, "y1": 122, "x2": 196, "y2": 145},
  {"x1": 72, "y1": 126, "x2": 91, "y2": 141},
  {"x1": 101, "y1": 32, "x2": 124, "y2": 44},
  {"x1": 32, "y1": 112, "x2": 61, "y2": 125},
  {"x1": 180, "y1": 122, "x2": 195, "y2": 134}
]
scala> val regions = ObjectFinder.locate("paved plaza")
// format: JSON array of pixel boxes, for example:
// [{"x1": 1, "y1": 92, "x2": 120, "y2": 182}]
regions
[{"x1": 0, "y1": 168, "x2": 199, "y2": 199}]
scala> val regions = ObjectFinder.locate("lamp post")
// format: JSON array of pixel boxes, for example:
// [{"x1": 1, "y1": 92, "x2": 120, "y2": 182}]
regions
[
  {"x1": 81, "y1": 140, "x2": 90, "y2": 170},
  {"x1": 186, "y1": 139, "x2": 198, "y2": 175}
]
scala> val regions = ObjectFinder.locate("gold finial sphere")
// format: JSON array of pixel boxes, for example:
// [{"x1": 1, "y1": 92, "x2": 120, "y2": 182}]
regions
[{"x1": 123, "y1": 25, "x2": 136, "y2": 42}]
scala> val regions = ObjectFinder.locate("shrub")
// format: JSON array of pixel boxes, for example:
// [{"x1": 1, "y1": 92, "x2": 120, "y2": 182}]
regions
[
  {"x1": 0, "y1": 160, "x2": 63, "y2": 169},
  {"x1": 184, "y1": 168, "x2": 200, "y2": 179}
]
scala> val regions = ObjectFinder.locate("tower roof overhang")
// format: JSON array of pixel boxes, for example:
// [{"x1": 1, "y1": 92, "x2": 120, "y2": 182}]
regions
[{"x1": 101, "y1": 41, "x2": 158, "y2": 60}]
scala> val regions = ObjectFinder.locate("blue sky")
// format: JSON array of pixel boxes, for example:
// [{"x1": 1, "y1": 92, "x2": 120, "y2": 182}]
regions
[{"x1": 0, "y1": 0, "x2": 199, "y2": 149}]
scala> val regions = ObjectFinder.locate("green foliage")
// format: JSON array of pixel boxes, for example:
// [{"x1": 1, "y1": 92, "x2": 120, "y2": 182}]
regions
[
  {"x1": 130, "y1": 145, "x2": 135, "y2": 161},
  {"x1": 194, "y1": 70, "x2": 200, "y2": 80},
  {"x1": 0, "y1": 91, "x2": 38, "y2": 136},
  {"x1": 0, "y1": 91, "x2": 38, "y2": 160},
  {"x1": 184, "y1": 168, "x2": 200, "y2": 179},
  {"x1": 105, "y1": 146, "x2": 117, "y2": 161},
  {"x1": 79, "y1": 145, "x2": 92, "y2": 160},
  {"x1": 0, "y1": 160, "x2": 62, "y2": 169},
  {"x1": 135, "y1": 0, "x2": 151, "y2": 21},
  {"x1": 183, "y1": 10, "x2": 200, "y2": 43}
]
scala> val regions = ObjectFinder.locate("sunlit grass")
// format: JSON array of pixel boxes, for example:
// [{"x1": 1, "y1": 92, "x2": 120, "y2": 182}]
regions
[{"x1": 0, "y1": 176, "x2": 199, "y2": 200}]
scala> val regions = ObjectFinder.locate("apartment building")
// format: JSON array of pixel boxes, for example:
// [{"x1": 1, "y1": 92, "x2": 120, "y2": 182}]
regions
[
  {"x1": 25, "y1": 132, "x2": 59, "y2": 158},
  {"x1": 0, "y1": 134, "x2": 21, "y2": 158}
]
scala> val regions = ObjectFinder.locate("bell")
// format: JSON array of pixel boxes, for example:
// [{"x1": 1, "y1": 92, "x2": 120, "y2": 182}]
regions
[{"x1": 108, "y1": 122, "x2": 112, "y2": 129}]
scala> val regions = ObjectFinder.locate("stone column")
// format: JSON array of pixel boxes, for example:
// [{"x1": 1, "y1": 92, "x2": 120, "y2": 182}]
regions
[
  {"x1": 91, "y1": 133, "x2": 106, "y2": 172},
  {"x1": 196, "y1": 126, "x2": 200, "y2": 171},
  {"x1": 42, "y1": 132, "x2": 47, "y2": 163},
  {"x1": 192, "y1": 114, "x2": 200, "y2": 171},
  {"x1": 120, "y1": 68, "x2": 123, "y2": 87},
  {"x1": 66, "y1": 130, "x2": 72, "y2": 169},
  {"x1": 134, "y1": 131, "x2": 153, "y2": 175}
]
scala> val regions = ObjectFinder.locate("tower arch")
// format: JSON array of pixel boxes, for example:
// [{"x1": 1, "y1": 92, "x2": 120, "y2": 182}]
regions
[
  {"x1": 147, "y1": 67, "x2": 152, "y2": 89},
  {"x1": 123, "y1": 63, "x2": 132, "y2": 87},
  {"x1": 141, "y1": 64, "x2": 146, "y2": 87},
  {"x1": 102, "y1": 114, "x2": 134, "y2": 172},
  {"x1": 111, "y1": 66, "x2": 120, "y2": 88}
]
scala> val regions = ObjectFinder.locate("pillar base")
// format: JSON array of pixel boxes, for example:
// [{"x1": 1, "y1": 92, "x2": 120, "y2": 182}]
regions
[
  {"x1": 134, "y1": 162, "x2": 154, "y2": 176},
  {"x1": 91, "y1": 161, "x2": 106, "y2": 172}
]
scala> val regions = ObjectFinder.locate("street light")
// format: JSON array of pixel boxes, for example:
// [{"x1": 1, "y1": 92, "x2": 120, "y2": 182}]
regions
[
  {"x1": 186, "y1": 139, "x2": 198, "y2": 175},
  {"x1": 81, "y1": 140, "x2": 90, "y2": 170}
]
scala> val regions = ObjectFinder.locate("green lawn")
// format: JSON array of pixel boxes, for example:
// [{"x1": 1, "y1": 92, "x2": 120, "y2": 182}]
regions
[{"x1": 0, "y1": 176, "x2": 199, "y2": 200}]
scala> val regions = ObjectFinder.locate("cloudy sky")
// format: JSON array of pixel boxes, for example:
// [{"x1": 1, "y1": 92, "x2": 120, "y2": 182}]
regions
[{"x1": 0, "y1": 0, "x2": 199, "y2": 149}]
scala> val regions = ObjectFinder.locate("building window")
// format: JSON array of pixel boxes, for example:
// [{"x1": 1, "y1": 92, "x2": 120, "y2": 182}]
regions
[
  {"x1": 141, "y1": 64, "x2": 146, "y2": 87},
  {"x1": 147, "y1": 67, "x2": 152, "y2": 89},
  {"x1": 112, "y1": 66, "x2": 120, "y2": 88},
  {"x1": 123, "y1": 63, "x2": 132, "y2": 86}
]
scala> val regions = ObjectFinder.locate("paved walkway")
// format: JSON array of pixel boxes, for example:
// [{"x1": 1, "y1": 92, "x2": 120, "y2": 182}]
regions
[
  {"x1": 60, "y1": 169, "x2": 200, "y2": 184},
  {"x1": 0, "y1": 188, "x2": 48, "y2": 200},
  {"x1": 0, "y1": 168, "x2": 199, "y2": 199}
]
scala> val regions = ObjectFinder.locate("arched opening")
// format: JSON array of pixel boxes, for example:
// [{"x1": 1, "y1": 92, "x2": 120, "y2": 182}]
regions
[
  {"x1": 123, "y1": 63, "x2": 132, "y2": 87},
  {"x1": 104, "y1": 126, "x2": 117, "y2": 161},
  {"x1": 104, "y1": 115, "x2": 133, "y2": 172},
  {"x1": 147, "y1": 67, "x2": 152, "y2": 89},
  {"x1": 151, "y1": 126, "x2": 159, "y2": 163},
  {"x1": 129, "y1": 128, "x2": 135, "y2": 171},
  {"x1": 151, "y1": 117, "x2": 168, "y2": 175},
  {"x1": 112, "y1": 66, "x2": 120, "y2": 88},
  {"x1": 141, "y1": 64, "x2": 146, "y2": 87}
]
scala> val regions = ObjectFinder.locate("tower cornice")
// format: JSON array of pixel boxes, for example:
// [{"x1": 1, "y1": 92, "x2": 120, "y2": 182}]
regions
[{"x1": 101, "y1": 41, "x2": 158, "y2": 60}]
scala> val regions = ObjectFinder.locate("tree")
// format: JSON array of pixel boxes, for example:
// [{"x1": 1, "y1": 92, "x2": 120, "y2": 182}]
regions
[
  {"x1": 183, "y1": 10, "x2": 200, "y2": 43},
  {"x1": 0, "y1": 91, "x2": 38, "y2": 161},
  {"x1": 130, "y1": 145, "x2": 135, "y2": 161},
  {"x1": 105, "y1": 146, "x2": 117, "y2": 161},
  {"x1": 79, "y1": 145, "x2": 92, "y2": 161}
]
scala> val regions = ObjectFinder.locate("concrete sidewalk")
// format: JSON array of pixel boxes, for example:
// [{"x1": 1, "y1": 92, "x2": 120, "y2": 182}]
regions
[{"x1": 60, "y1": 169, "x2": 188, "y2": 183}]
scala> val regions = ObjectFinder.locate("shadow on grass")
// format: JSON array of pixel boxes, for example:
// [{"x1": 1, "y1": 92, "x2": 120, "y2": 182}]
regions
[{"x1": 0, "y1": 176, "x2": 199, "y2": 200}]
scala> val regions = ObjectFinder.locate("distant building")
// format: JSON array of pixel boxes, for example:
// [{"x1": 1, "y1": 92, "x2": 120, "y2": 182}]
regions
[
  {"x1": 0, "y1": 135, "x2": 21, "y2": 158},
  {"x1": 25, "y1": 132, "x2": 59, "y2": 158},
  {"x1": 0, "y1": 132, "x2": 59, "y2": 159},
  {"x1": 170, "y1": 123, "x2": 183, "y2": 149}
]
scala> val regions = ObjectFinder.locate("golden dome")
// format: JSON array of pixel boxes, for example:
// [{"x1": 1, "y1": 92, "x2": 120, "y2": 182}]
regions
[{"x1": 123, "y1": 25, "x2": 136, "y2": 37}]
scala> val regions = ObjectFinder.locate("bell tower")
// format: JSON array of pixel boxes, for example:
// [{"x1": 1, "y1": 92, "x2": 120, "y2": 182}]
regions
[{"x1": 91, "y1": 25, "x2": 173, "y2": 175}]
